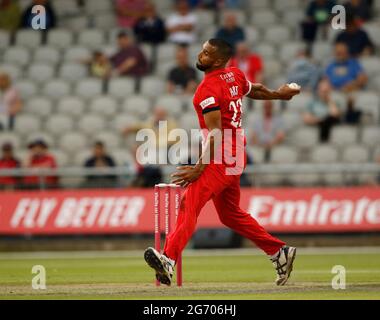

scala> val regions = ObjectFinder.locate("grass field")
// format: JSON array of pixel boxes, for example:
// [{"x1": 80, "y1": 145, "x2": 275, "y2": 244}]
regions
[{"x1": 0, "y1": 248, "x2": 379, "y2": 300}]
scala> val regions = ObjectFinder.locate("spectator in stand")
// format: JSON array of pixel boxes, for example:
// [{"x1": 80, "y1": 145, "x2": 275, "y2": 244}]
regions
[
  {"x1": 166, "y1": 0, "x2": 197, "y2": 45},
  {"x1": 110, "y1": 30, "x2": 149, "y2": 77},
  {"x1": 287, "y1": 48, "x2": 321, "y2": 92},
  {"x1": 343, "y1": 96, "x2": 362, "y2": 124},
  {"x1": 335, "y1": 13, "x2": 374, "y2": 57},
  {"x1": 83, "y1": 141, "x2": 117, "y2": 188},
  {"x1": 115, "y1": 0, "x2": 147, "y2": 28},
  {"x1": 81, "y1": 51, "x2": 112, "y2": 79},
  {"x1": 229, "y1": 42, "x2": 263, "y2": 83},
  {"x1": 0, "y1": 0, "x2": 21, "y2": 31},
  {"x1": 21, "y1": 0, "x2": 56, "y2": 30},
  {"x1": 134, "y1": 2, "x2": 166, "y2": 45},
  {"x1": 301, "y1": 0, "x2": 336, "y2": 45},
  {"x1": 0, "y1": 142, "x2": 20, "y2": 190},
  {"x1": 167, "y1": 45, "x2": 198, "y2": 95},
  {"x1": 22, "y1": 139, "x2": 58, "y2": 189},
  {"x1": 220, "y1": 0, "x2": 245, "y2": 9},
  {"x1": 0, "y1": 72, "x2": 22, "y2": 131},
  {"x1": 325, "y1": 42, "x2": 368, "y2": 93},
  {"x1": 186, "y1": 0, "x2": 218, "y2": 9},
  {"x1": 344, "y1": 0, "x2": 372, "y2": 23},
  {"x1": 250, "y1": 101, "x2": 285, "y2": 162},
  {"x1": 215, "y1": 12, "x2": 245, "y2": 49},
  {"x1": 303, "y1": 79, "x2": 342, "y2": 142}
]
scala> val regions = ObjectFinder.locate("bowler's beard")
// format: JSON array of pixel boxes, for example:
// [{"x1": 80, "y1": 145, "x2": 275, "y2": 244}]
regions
[{"x1": 196, "y1": 61, "x2": 209, "y2": 72}]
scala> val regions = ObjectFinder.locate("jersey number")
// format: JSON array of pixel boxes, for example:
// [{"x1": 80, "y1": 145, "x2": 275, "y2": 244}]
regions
[{"x1": 229, "y1": 99, "x2": 242, "y2": 128}]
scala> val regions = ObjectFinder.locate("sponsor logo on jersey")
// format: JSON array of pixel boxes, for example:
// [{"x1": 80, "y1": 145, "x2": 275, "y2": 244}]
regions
[{"x1": 200, "y1": 97, "x2": 216, "y2": 109}]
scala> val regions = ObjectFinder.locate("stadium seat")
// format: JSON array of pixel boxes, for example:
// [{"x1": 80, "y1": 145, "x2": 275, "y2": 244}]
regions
[
  {"x1": 360, "y1": 57, "x2": 380, "y2": 79},
  {"x1": 61, "y1": 16, "x2": 89, "y2": 31},
  {"x1": 355, "y1": 92, "x2": 380, "y2": 123},
  {"x1": 330, "y1": 126, "x2": 358, "y2": 148},
  {"x1": 0, "y1": 30, "x2": 9, "y2": 50},
  {"x1": 220, "y1": 9, "x2": 247, "y2": 26},
  {"x1": 246, "y1": 146, "x2": 266, "y2": 164},
  {"x1": 121, "y1": 95, "x2": 152, "y2": 118},
  {"x1": 273, "y1": 0, "x2": 300, "y2": 11},
  {"x1": 247, "y1": 0, "x2": 269, "y2": 9},
  {"x1": 57, "y1": 97, "x2": 86, "y2": 117},
  {"x1": 264, "y1": 26, "x2": 291, "y2": 44},
  {"x1": 15, "y1": 80, "x2": 38, "y2": 99},
  {"x1": 89, "y1": 96, "x2": 118, "y2": 118},
  {"x1": 108, "y1": 78, "x2": 136, "y2": 99},
  {"x1": 58, "y1": 63, "x2": 88, "y2": 82},
  {"x1": 342, "y1": 145, "x2": 369, "y2": 163},
  {"x1": 112, "y1": 149, "x2": 135, "y2": 166},
  {"x1": 263, "y1": 59, "x2": 282, "y2": 79},
  {"x1": 245, "y1": 26, "x2": 260, "y2": 45},
  {"x1": 64, "y1": 46, "x2": 92, "y2": 62},
  {"x1": 140, "y1": 76, "x2": 166, "y2": 98},
  {"x1": 75, "y1": 78, "x2": 103, "y2": 99},
  {"x1": 93, "y1": 131, "x2": 122, "y2": 149},
  {"x1": 3, "y1": 47, "x2": 29, "y2": 66},
  {"x1": 310, "y1": 144, "x2": 339, "y2": 163},
  {"x1": 111, "y1": 113, "x2": 140, "y2": 132},
  {"x1": 93, "y1": 13, "x2": 117, "y2": 29},
  {"x1": 157, "y1": 44, "x2": 177, "y2": 63},
  {"x1": 34, "y1": 46, "x2": 61, "y2": 65},
  {"x1": 26, "y1": 132, "x2": 55, "y2": 149},
  {"x1": 15, "y1": 30, "x2": 42, "y2": 49},
  {"x1": 42, "y1": 80, "x2": 71, "y2": 100},
  {"x1": 280, "y1": 42, "x2": 304, "y2": 63},
  {"x1": 286, "y1": 92, "x2": 312, "y2": 112},
  {"x1": 250, "y1": 10, "x2": 276, "y2": 28},
  {"x1": 155, "y1": 95, "x2": 184, "y2": 117},
  {"x1": 27, "y1": 64, "x2": 55, "y2": 84},
  {"x1": 14, "y1": 114, "x2": 41, "y2": 136},
  {"x1": 26, "y1": 97, "x2": 54, "y2": 119},
  {"x1": 195, "y1": 9, "x2": 215, "y2": 29},
  {"x1": 0, "y1": 64, "x2": 22, "y2": 81},
  {"x1": 52, "y1": 0, "x2": 80, "y2": 17},
  {"x1": 73, "y1": 149, "x2": 92, "y2": 166},
  {"x1": 155, "y1": 61, "x2": 174, "y2": 78},
  {"x1": 179, "y1": 111, "x2": 200, "y2": 131},
  {"x1": 59, "y1": 132, "x2": 87, "y2": 154},
  {"x1": 361, "y1": 126, "x2": 380, "y2": 148},
  {"x1": 282, "y1": 10, "x2": 304, "y2": 29},
  {"x1": 50, "y1": 149, "x2": 70, "y2": 167},
  {"x1": 77, "y1": 114, "x2": 106, "y2": 136},
  {"x1": 312, "y1": 42, "x2": 333, "y2": 63},
  {"x1": 84, "y1": 0, "x2": 113, "y2": 14},
  {"x1": 255, "y1": 43, "x2": 276, "y2": 59},
  {"x1": 46, "y1": 29, "x2": 74, "y2": 49},
  {"x1": 0, "y1": 132, "x2": 22, "y2": 150},
  {"x1": 199, "y1": 25, "x2": 217, "y2": 43},
  {"x1": 282, "y1": 111, "x2": 303, "y2": 131},
  {"x1": 362, "y1": 23, "x2": 380, "y2": 47},
  {"x1": 270, "y1": 146, "x2": 298, "y2": 164},
  {"x1": 290, "y1": 126, "x2": 319, "y2": 149},
  {"x1": 45, "y1": 115, "x2": 74, "y2": 136},
  {"x1": 78, "y1": 29, "x2": 105, "y2": 49}
]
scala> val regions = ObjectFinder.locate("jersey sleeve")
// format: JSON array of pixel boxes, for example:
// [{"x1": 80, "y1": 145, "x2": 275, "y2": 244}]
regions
[
  {"x1": 233, "y1": 67, "x2": 252, "y2": 96},
  {"x1": 196, "y1": 85, "x2": 221, "y2": 114}
]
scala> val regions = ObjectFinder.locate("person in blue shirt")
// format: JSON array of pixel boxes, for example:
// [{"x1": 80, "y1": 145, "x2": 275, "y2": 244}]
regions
[
  {"x1": 215, "y1": 12, "x2": 245, "y2": 49},
  {"x1": 325, "y1": 42, "x2": 367, "y2": 93}
]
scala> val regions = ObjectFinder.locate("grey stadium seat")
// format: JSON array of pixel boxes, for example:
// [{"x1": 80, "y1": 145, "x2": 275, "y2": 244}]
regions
[
  {"x1": 34, "y1": 46, "x2": 61, "y2": 65},
  {"x1": 310, "y1": 144, "x2": 339, "y2": 163},
  {"x1": 14, "y1": 114, "x2": 41, "y2": 136},
  {"x1": 280, "y1": 42, "x2": 304, "y2": 63},
  {"x1": 74, "y1": 149, "x2": 92, "y2": 166},
  {"x1": 50, "y1": 149, "x2": 70, "y2": 167},
  {"x1": 264, "y1": 26, "x2": 291, "y2": 44},
  {"x1": 360, "y1": 57, "x2": 380, "y2": 79},
  {"x1": 42, "y1": 80, "x2": 71, "y2": 100},
  {"x1": 111, "y1": 114, "x2": 140, "y2": 132},
  {"x1": 47, "y1": 29, "x2": 74, "y2": 49},
  {"x1": 157, "y1": 43, "x2": 177, "y2": 63},
  {"x1": 75, "y1": 78, "x2": 103, "y2": 99},
  {"x1": 59, "y1": 132, "x2": 87, "y2": 154},
  {"x1": 286, "y1": 92, "x2": 312, "y2": 112},
  {"x1": 94, "y1": 131, "x2": 122, "y2": 149},
  {"x1": 108, "y1": 78, "x2": 135, "y2": 99},
  {"x1": 45, "y1": 114, "x2": 74, "y2": 136},
  {"x1": 290, "y1": 126, "x2": 319, "y2": 149},
  {"x1": 93, "y1": 13, "x2": 117, "y2": 29},
  {"x1": 59, "y1": 63, "x2": 88, "y2": 82},
  {"x1": 0, "y1": 132, "x2": 21, "y2": 150},
  {"x1": 64, "y1": 46, "x2": 91, "y2": 62},
  {"x1": 220, "y1": 10, "x2": 247, "y2": 26},
  {"x1": 250, "y1": 10, "x2": 276, "y2": 28},
  {"x1": 330, "y1": 126, "x2": 358, "y2": 147},
  {"x1": 112, "y1": 149, "x2": 135, "y2": 166},
  {"x1": 140, "y1": 76, "x2": 166, "y2": 98},
  {"x1": 26, "y1": 132, "x2": 55, "y2": 149},
  {"x1": 246, "y1": 146, "x2": 266, "y2": 164},
  {"x1": 0, "y1": 64, "x2": 22, "y2": 80},
  {"x1": 84, "y1": 0, "x2": 113, "y2": 14},
  {"x1": 78, "y1": 29, "x2": 105, "y2": 49},
  {"x1": 342, "y1": 145, "x2": 370, "y2": 163},
  {"x1": 77, "y1": 114, "x2": 106, "y2": 136},
  {"x1": 0, "y1": 30, "x2": 9, "y2": 50},
  {"x1": 15, "y1": 80, "x2": 38, "y2": 99},
  {"x1": 89, "y1": 96, "x2": 118, "y2": 118},
  {"x1": 121, "y1": 95, "x2": 151, "y2": 118},
  {"x1": 255, "y1": 43, "x2": 275, "y2": 59},
  {"x1": 57, "y1": 97, "x2": 86, "y2": 117},
  {"x1": 27, "y1": 64, "x2": 55, "y2": 84},
  {"x1": 282, "y1": 111, "x2": 303, "y2": 131},
  {"x1": 155, "y1": 95, "x2": 184, "y2": 117},
  {"x1": 3, "y1": 47, "x2": 29, "y2": 66},
  {"x1": 26, "y1": 97, "x2": 54, "y2": 119},
  {"x1": 361, "y1": 126, "x2": 380, "y2": 148},
  {"x1": 15, "y1": 30, "x2": 41, "y2": 48},
  {"x1": 179, "y1": 111, "x2": 200, "y2": 132}
]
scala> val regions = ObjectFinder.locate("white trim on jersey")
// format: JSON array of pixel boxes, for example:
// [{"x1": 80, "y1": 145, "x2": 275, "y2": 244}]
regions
[{"x1": 244, "y1": 81, "x2": 252, "y2": 96}]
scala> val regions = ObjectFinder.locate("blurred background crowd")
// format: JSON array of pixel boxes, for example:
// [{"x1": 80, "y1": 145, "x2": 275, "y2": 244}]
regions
[{"x1": 0, "y1": 0, "x2": 379, "y2": 190}]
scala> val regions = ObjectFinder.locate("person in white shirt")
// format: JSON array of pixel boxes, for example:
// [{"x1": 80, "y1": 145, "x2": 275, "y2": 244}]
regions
[
  {"x1": 0, "y1": 72, "x2": 22, "y2": 131},
  {"x1": 166, "y1": 0, "x2": 197, "y2": 45}
]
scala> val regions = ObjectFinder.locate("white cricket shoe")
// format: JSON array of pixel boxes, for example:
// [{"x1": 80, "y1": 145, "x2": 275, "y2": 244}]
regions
[
  {"x1": 144, "y1": 247, "x2": 174, "y2": 286},
  {"x1": 270, "y1": 246, "x2": 297, "y2": 286}
]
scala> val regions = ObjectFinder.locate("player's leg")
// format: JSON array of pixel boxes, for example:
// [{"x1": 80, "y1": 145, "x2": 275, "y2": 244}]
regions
[
  {"x1": 145, "y1": 164, "x2": 230, "y2": 285},
  {"x1": 212, "y1": 177, "x2": 296, "y2": 285}
]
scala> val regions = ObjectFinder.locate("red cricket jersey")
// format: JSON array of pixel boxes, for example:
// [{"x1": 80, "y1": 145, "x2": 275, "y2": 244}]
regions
[
  {"x1": 193, "y1": 67, "x2": 251, "y2": 172},
  {"x1": 23, "y1": 154, "x2": 58, "y2": 186},
  {"x1": 0, "y1": 158, "x2": 20, "y2": 186}
]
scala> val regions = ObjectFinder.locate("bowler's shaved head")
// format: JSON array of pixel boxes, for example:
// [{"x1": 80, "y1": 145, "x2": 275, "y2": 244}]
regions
[{"x1": 208, "y1": 38, "x2": 234, "y2": 62}]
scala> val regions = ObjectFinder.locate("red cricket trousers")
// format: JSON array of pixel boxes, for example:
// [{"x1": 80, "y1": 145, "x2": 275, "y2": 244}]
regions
[{"x1": 163, "y1": 163, "x2": 285, "y2": 262}]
